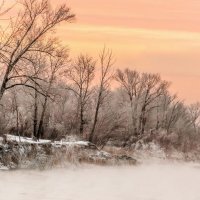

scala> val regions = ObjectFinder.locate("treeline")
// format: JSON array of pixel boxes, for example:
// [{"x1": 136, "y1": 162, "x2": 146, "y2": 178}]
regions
[{"x1": 0, "y1": 0, "x2": 200, "y2": 152}]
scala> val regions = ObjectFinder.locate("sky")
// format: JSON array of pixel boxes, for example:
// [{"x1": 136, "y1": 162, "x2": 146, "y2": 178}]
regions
[{"x1": 4, "y1": 0, "x2": 200, "y2": 103}]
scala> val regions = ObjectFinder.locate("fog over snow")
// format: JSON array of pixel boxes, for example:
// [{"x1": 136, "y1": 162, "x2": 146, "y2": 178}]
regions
[{"x1": 1, "y1": 163, "x2": 200, "y2": 200}]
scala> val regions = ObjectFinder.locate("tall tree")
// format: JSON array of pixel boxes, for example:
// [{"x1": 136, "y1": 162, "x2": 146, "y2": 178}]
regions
[
  {"x1": 89, "y1": 48, "x2": 113, "y2": 142},
  {"x1": 138, "y1": 73, "x2": 170, "y2": 135},
  {"x1": 115, "y1": 68, "x2": 142, "y2": 135},
  {"x1": 0, "y1": 0, "x2": 74, "y2": 101},
  {"x1": 37, "y1": 47, "x2": 68, "y2": 140},
  {"x1": 66, "y1": 55, "x2": 95, "y2": 136}
]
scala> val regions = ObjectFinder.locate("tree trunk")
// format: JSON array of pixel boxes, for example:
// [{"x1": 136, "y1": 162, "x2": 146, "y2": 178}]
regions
[
  {"x1": 37, "y1": 75, "x2": 54, "y2": 140},
  {"x1": 89, "y1": 91, "x2": 102, "y2": 142},
  {"x1": 0, "y1": 67, "x2": 10, "y2": 102},
  {"x1": 16, "y1": 105, "x2": 21, "y2": 143},
  {"x1": 79, "y1": 105, "x2": 84, "y2": 135},
  {"x1": 33, "y1": 85, "x2": 38, "y2": 138},
  {"x1": 139, "y1": 105, "x2": 147, "y2": 135},
  {"x1": 37, "y1": 96, "x2": 48, "y2": 140},
  {"x1": 130, "y1": 98, "x2": 138, "y2": 135}
]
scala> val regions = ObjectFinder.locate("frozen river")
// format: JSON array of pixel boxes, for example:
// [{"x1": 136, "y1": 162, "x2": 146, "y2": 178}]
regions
[{"x1": 0, "y1": 162, "x2": 200, "y2": 200}]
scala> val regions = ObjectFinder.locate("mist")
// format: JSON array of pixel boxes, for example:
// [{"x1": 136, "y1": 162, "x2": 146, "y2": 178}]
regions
[{"x1": 1, "y1": 163, "x2": 200, "y2": 200}]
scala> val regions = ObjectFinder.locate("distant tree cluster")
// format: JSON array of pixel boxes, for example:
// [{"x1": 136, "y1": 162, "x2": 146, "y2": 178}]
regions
[{"x1": 0, "y1": 0, "x2": 200, "y2": 152}]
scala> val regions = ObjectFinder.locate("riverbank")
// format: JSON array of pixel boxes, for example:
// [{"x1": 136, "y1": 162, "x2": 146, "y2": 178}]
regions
[
  {"x1": 1, "y1": 134, "x2": 200, "y2": 170},
  {"x1": 0, "y1": 135, "x2": 137, "y2": 170}
]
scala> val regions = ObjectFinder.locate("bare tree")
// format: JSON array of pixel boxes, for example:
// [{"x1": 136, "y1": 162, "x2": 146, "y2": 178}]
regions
[
  {"x1": 89, "y1": 48, "x2": 114, "y2": 142},
  {"x1": 187, "y1": 102, "x2": 200, "y2": 133},
  {"x1": 156, "y1": 93, "x2": 178, "y2": 132},
  {"x1": 66, "y1": 55, "x2": 95, "y2": 136},
  {"x1": 138, "y1": 73, "x2": 170, "y2": 135},
  {"x1": 0, "y1": 0, "x2": 74, "y2": 101},
  {"x1": 11, "y1": 89, "x2": 21, "y2": 142},
  {"x1": 115, "y1": 68, "x2": 142, "y2": 135},
  {"x1": 18, "y1": 51, "x2": 47, "y2": 138},
  {"x1": 37, "y1": 47, "x2": 68, "y2": 140}
]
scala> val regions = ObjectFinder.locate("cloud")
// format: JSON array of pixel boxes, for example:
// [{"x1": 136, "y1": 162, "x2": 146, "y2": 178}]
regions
[{"x1": 66, "y1": 0, "x2": 200, "y2": 32}]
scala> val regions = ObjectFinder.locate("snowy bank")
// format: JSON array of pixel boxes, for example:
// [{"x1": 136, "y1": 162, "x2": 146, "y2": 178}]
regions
[{"x1": 0, "y1": 135, "x2": 137, "y2": 170}]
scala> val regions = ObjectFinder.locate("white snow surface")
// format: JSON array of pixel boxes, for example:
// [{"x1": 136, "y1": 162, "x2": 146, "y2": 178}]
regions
[
  {"x1": 0, "y1": 163, "x2": 200, "y2": 200},
  {"x1": 4, "y1": 134, "x2": 90, "y2": 146}
]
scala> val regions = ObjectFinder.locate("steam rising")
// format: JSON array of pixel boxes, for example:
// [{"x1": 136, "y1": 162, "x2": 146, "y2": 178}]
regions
[{"x1": 0, "y1": 163, "x2": 200, "y2": 200}]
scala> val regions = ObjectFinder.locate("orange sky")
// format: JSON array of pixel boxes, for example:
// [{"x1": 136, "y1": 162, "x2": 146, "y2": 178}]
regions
[{"x1": 4, "y1": 0, "x2": 200, "y2": 103}]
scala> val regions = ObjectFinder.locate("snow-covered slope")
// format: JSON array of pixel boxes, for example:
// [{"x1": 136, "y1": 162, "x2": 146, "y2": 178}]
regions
[{"x1": 0, "y1": 134, "x2": 137, "y2": 170}]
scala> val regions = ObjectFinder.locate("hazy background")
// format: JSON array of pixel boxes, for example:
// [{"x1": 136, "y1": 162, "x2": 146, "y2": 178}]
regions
[
  {"x1": 63, "y1": 0, "x2": 200, "y2": 103},
  {"x1": 3, "y1": 0, "x2": 200, "y2": 102}
]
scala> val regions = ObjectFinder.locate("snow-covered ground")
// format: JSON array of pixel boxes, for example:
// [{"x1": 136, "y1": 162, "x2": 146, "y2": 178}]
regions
[
  {"x1": 1, "y1": 134, "x2": 126, "y2": 170},
  {"x1": 0, "y1": 163, "x2": 200, "y2": 200},
  {"x1": 5, "y1": 134, "x2": 90, "y2": 146}
]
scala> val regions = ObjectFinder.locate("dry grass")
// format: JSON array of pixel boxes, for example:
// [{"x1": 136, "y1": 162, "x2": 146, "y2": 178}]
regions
[{"x1": 0, "y1": 142, "x2": 137, "y2": 170}]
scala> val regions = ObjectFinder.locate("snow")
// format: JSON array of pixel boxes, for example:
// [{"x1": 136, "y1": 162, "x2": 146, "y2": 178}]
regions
[
  {"x1": 0, "y1": 165, "x2": 9, "y2": 171},
  {"x1": 4, "y1": 134, "x2": 90, "y2": 147},
  {"x1": 6, "y1": 134, "x2": 51, "y2": 144},
  {"x1": 97, "y1": 151, "x2": 111, "y2": 158},
  {"x1": 1, "y1": 134, "x2": 136, "y2": 169},
  {"x1": 59, "y1": 141, "x2": 90, "y2": 146}
]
